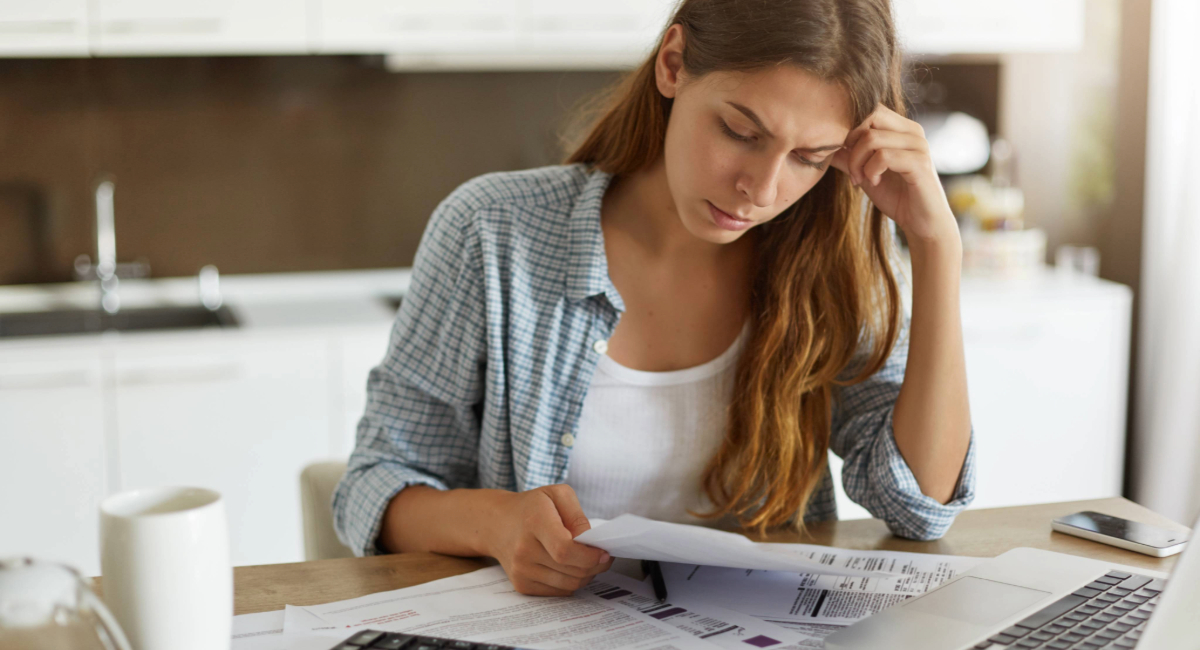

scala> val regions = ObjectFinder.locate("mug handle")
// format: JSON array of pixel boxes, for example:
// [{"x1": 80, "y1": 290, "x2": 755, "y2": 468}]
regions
[{"x1": 81, "y1": 586, "x2": 134, "y2": 650}]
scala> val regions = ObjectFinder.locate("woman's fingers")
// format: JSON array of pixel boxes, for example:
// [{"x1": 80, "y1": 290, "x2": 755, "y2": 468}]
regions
[
  {"x1": 844, "y1": 129, "x2": 928, "y2": 186},
  {"x1": 499, "y1": 484, "x2": 616, "y2": 597},
  {"x1": 532, "y1": 486, "x2": 609, "y2": 570},
  {"x1": 536, "y1": 548, "x2": 616, "y2": 579},
  {"x1": 861, "y1": 147, "x2": 933, "y2": 187},
  {"x1": 844, "y1": 103, "x2": 925, "y2": 149},
  {"x1": 533, "y1": 523, "x2": 609, "y2": 570},
  {"x1": 592, "y1": 556, "x2": 616, "y2": 575},
  {"x1": 541, "y1": 556, "x2": 595, "y2": 579},
  {"x1": 542, "y1": 484, "x2": 593, "y2": 538},
  {"x1": 835, "y1": 103, "x2": 929, "y2": 185}
]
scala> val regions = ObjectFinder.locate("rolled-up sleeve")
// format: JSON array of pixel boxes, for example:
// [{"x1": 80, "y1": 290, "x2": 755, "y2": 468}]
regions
[
  {"x1": 332, "y1": 187, "x2": 488, "y2": 557},
  {"x1": 829, "y1": 307, "x2": 977, "y2": 541}
]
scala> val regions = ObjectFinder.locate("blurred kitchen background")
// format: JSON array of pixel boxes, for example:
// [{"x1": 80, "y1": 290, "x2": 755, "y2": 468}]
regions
[{"x1": 2, "y1": 0, "x2": 1198, "y2": 576}]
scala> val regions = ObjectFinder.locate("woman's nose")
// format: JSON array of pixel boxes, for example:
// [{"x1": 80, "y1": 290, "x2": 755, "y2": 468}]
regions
[{"x1": 736, "y1": 156, "x2": 784, "y2": 207}]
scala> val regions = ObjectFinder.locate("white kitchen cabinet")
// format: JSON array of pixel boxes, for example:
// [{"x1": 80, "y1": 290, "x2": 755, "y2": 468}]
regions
[
  {"x1": 958, "y1": 274, "x2": 1130, "y2": 509},
  {"x1": 318, "y1": 0, "x2": 520, "y2": 55},
  {"x1": 333, "y1": 324, "x2": 393, "y2": 457},
  {"x1": 894, "y1": 0, "x2": 1084, "y2": 54},
  {"x1": 333, "y1": 0, "x2": 682, "y2": 69},
  {"x1": 517, "y1": 0, "x2": 672, "y2": 55},
  {"x1": 113, "y1": 333, "x2": 330, "y2": 566},
  {"x1": 0, "y1": 343, "x2": 108, "y2": 576},
  {"x1": 830, "y1": 271, "x2": 1132, "y2": 521},
  {"x1": 0, "y1": 0, "x2": 1086, "y2": 62},
  {"x1": 0, "y1": 0, "x2": 89, "y2": 57},
  {"x1": 0, "y1": 273, "x2": 402, "y2": 574},
  {"x1": 90, "y1": 0, "x2": 308, "y2": 55}
]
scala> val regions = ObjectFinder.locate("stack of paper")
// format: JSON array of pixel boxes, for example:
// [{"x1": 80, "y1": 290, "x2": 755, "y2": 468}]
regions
[
  {"x1": 232, "y1": 514, "x2": 984, "y2": 650},
  {"x1": 279, "y1": 566, "x2": 823, "y2": 650}
]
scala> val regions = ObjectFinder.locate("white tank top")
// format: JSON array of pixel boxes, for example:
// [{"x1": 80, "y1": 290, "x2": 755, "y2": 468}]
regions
[{"x1": 566, "y1": 321, "x2": 750, "y2": 526}]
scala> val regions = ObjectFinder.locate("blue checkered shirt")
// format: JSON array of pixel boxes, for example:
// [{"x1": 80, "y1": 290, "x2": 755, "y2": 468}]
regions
[{"x1": 332, "y1": 163, "x2": 977, "y2": 556}]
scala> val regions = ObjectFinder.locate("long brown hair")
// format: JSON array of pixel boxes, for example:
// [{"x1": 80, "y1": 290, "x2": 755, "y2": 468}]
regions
[{"x1": 563, "y1": 0, "x2": 905, "y2": 534}]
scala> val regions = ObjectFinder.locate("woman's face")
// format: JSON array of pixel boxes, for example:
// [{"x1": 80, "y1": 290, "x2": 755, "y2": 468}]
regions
[{"x1": 656, "y1": 26, "x2": 855, "y2": 245}]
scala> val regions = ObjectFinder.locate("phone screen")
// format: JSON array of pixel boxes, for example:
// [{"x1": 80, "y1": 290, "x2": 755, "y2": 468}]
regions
[{"x1": 1057, "y1": 511, "x2": 1189, "y2": 549}]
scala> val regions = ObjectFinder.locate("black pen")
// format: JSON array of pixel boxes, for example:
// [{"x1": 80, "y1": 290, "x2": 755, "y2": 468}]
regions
[{"x1": 643, "y1": 559, "x2": 668, "y2": 604}]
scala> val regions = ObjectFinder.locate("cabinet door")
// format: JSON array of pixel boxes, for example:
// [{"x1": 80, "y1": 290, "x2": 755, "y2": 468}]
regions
[
  {"x1": 517, "y1": 0, "x2": 674, "y2": 54},
  {"x1": 318, "y1": 0, "x2": 518, "y2": 54},
  {"x1": 114, "y1": 334, "x2": 330, "y2": 566},
  {"x1": 894, "y1": 0, "x2": 1084, "y2": 54},
  {"x1": 0, "y1": 346, "x2": 107, "y2": 576},
  {"x1": 333, "y1": 324, "x2": 393, "y2": 458},
  {"x1": 91, "y1": 0, "x2": 308, "y2": 55},
  {"x1": 0, "y1": 0, "x2": 89, "y2": 56},
  {"x1": 827, "y1": 279, "x2": 1131, "y2": 520},
  {"x1": 961, "y1": 291, "x2": 1130, "y2": 510}
]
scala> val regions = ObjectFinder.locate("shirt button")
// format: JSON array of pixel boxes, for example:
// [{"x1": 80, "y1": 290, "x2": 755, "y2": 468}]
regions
[
  {"x1": 560, "y1": 433, "x2": 575, "y2": 448},
  {"x1": 592, "y1": 339, "x2": 608, "y2": 354}
]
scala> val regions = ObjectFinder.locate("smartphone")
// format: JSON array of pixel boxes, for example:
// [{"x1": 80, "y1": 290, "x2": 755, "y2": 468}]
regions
[{"x1": 1051, "y1": 510, "x2": 1189, "y2": 557}]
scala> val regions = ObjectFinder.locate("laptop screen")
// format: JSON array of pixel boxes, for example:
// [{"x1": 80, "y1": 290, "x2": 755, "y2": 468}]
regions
[{"x1": 1135, "y1": 510, "x2": 1200, "y2": 649}]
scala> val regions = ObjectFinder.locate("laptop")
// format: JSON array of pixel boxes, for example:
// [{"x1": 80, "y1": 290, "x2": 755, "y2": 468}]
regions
[{"x1": 824, "y1": 512, "x2": 1199, "y2": 650}]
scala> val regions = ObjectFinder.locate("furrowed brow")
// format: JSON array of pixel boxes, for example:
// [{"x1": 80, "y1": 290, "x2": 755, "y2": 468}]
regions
[{"x1": 726, "y1": 101, "x2": 844, "y2": 153}]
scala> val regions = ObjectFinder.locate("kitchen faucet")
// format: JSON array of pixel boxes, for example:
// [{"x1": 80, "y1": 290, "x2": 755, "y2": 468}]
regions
[{"x1": 73, "y1": 175, "x2": 150, "y2": 314}]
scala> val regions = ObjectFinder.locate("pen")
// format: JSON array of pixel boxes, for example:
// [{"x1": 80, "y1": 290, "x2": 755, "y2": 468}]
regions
[{"x1": 643, "y1": 559, "x2": 668, "y2": 604}]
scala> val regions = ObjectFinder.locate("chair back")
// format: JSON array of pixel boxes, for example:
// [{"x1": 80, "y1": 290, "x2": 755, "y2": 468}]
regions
[{"x1": 299, "y1": 460, "x2": 355, "y2": 560}]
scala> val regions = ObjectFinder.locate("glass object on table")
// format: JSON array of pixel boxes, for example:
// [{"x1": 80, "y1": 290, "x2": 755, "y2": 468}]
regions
[
  {"x1": 1055, "y1": 245, "x2": 1101, "y2": 277},
  {"x1": 0, "y1": 558, "x2": 132, "y2": 650}
]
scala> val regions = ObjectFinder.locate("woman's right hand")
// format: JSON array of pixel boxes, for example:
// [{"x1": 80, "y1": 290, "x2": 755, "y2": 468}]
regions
[{"x1": 486, "y1": 484, "x2": 614, "y2": 596}]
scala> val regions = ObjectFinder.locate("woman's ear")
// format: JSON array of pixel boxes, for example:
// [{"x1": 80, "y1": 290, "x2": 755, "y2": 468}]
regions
[{"x1": 655, "y1": 24, "x2": 687, "y2": 99}]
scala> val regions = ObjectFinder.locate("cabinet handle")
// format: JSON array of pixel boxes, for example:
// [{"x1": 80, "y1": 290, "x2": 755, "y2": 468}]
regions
[
  {"x1": 117, "y1": 362, "x2": 242, "y2": 386},
  {"x1": 0, "y1": 370, "x2": 93, "y2": 391},
  {"x1": 102, "y1": 18, "x2": 223, "y2": 35}
]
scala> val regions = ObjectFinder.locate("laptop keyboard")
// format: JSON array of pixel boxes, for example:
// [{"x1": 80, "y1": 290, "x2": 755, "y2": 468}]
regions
[
  {"x1": 972, "y1": 570, "x2": 1165, "y2": 649},
  {"x1": 327, "y1": 629, "x2": 532, "y2": 650}
]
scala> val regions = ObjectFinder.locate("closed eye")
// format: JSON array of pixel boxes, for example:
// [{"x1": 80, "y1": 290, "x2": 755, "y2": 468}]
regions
[
  {"x1": 718, "y1": 118, "x2": 753, "y2": 143},
  {"x1": 718, "y1": 118, "x2": 826, "y2": 170}
]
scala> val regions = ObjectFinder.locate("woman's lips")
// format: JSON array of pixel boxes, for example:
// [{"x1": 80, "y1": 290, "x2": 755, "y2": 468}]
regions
[{"x1": 707, "y1": 201, "x2": 754, "y2": 231}]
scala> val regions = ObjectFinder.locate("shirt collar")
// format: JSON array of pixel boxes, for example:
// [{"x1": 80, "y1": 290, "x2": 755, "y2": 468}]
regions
[{"x1": 564, "y1": 167, "x2": 625, "y2": 312}]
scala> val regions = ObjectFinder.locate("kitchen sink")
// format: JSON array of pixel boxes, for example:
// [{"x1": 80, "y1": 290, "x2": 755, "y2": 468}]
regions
[{"x1": 0, "y1": 305, "x2": 239, "y2": 338}]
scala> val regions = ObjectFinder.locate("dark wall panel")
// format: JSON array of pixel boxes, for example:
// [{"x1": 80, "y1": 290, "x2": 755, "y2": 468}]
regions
[{"x1": 0, "y1": 56, "x2": 619, "y2": 284}]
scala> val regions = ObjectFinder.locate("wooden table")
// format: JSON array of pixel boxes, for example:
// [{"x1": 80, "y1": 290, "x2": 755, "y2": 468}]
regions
[{"x1": 95, "y1": 497, "x2": 1192, "y2": 616}]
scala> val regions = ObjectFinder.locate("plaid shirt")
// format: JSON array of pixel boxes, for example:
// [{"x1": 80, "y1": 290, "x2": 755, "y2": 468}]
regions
[{"x1": 332, "y1": 163, "x2": 977, "y2": 556}]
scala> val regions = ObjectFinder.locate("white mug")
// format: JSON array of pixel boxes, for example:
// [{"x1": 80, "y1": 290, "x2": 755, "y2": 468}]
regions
[{"x1": 100, "y1": 486, "x2": 232, "y2": 650}]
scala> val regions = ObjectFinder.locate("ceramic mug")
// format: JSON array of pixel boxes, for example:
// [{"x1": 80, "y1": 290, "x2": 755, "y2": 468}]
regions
[{"x1": 100, "y1": 486, "x2": 231, "y2": 650}]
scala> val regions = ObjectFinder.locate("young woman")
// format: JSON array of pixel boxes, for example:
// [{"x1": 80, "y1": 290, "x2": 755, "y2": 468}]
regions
[{"x1": 333, "y1": 0, "x2": 975, "y2": 597}]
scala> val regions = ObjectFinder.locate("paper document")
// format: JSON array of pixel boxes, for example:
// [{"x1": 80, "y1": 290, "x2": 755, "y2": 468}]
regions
[
  {"x1": 575, "y1": 515, "x2": 900, "y2": 577},
  {"x1": 232, "y1": 610, "x2": 333, "y2": 650},
  {"x1": 585, "y1": 570, "x2": 826, "y2": 649},
  {"x1": 282, "y1": 564, "x2": 719, "y2": 649},
  {"x1": 657, "y1": 547, "x2": 984, "y2": 627}
]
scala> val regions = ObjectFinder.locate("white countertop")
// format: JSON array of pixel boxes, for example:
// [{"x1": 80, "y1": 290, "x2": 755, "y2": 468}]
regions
[
  {"x1": 0, "y1": 268, "x2": 411, "y2": 311},
  {"x1": 0, "y1": 268, "x2": 412, "y2": 348},
  {"x1": 0, "y1": 263, "x2": 1130, "y2": 349}
]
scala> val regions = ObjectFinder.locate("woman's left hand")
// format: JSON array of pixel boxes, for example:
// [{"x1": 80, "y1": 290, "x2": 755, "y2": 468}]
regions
[{"x1": 828, "y1": 104, "x2": 958, "y2": 245}]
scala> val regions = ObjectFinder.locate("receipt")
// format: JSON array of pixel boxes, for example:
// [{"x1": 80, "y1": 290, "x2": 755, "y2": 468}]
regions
[
  {"x1": 586, "y1": 570, "x2": 825, "y2": 649},
  {"x1": 575, "y1": 514, "x2": 900, "y2": 577},
  {"x1": 657, "y1": 547, "x2": 984, "y2": 626}
]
